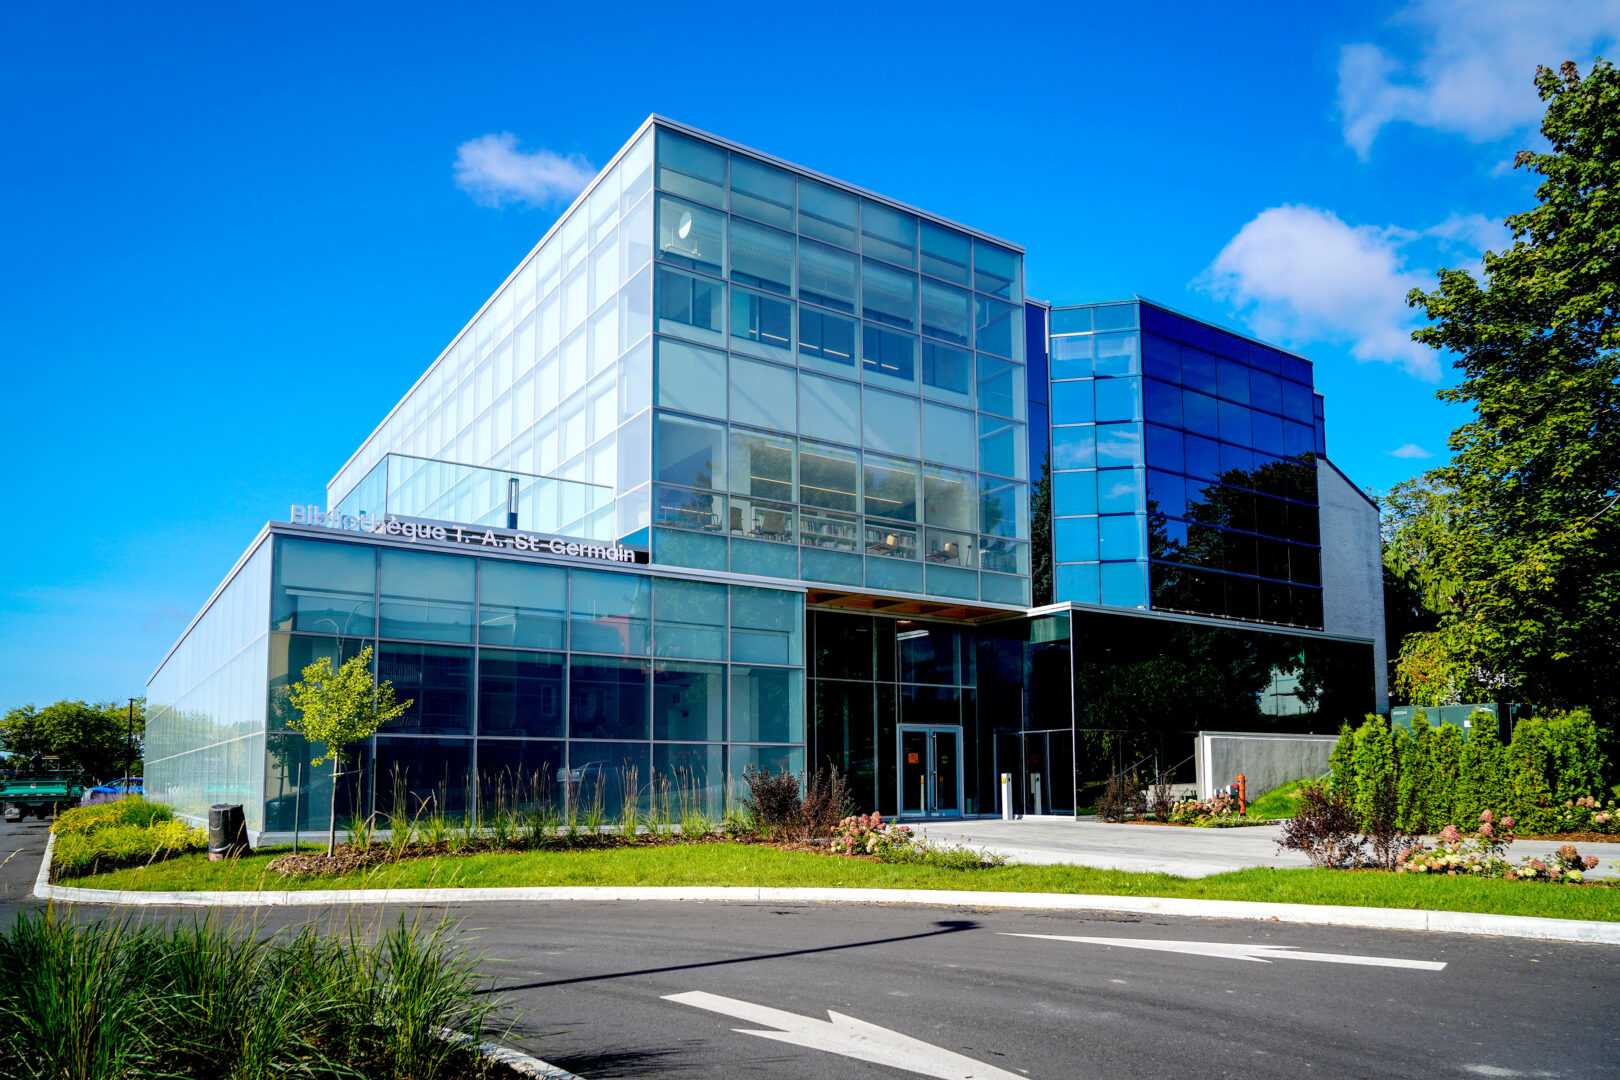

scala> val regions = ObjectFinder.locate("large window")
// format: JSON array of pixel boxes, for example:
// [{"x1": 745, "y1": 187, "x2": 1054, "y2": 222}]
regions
[{"x1": 271, "y1": 537, "x2": 375, "y2": 635}]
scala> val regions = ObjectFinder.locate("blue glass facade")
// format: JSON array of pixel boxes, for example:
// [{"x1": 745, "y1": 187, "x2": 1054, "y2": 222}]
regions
[{"x1": 1046, "y1": 300, "x2": 1328, "y2": 630}]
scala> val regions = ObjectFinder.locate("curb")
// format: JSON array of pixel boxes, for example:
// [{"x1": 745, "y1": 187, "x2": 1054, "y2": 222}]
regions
[{"x1": 33, "y1": 836, "x2": 1620, "y2": 945}]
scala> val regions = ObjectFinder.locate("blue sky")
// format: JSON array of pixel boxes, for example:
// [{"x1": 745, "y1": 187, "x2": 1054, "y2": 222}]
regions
[{"x1": 2, "y1": 1, "x2": 1617, "y2": 707}]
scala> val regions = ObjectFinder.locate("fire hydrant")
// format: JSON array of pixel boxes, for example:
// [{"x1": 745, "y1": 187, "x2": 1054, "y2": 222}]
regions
[{"x1": 1235, "y1": 773, "x2": 1247, "y2": 815}]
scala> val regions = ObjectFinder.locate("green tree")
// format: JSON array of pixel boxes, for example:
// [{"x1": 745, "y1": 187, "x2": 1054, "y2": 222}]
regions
[
  {"x1": 1427, "y1": 722, "x2": 1465, "y2": 828},
  {"x1": 1459, "y1": 717, "x2": 1513, "y2": 822},
  {"x1": 1030, "y1": 452, "x2": 1053, "y2": 606},
  {"x1": 0, "y1": 699, "x2": 145, "y2": 780},
  {"x1": 1350, "y1": 716, "x2": 1397, "y2": 830},
  {"x1": 285, "y1": 646, "x2": 410, "y2": 855},
  {"x1": 1395, "y1": 59, "x2": 1620, "y2": 733},
  {"x1": 1396, "y1": 718, "x2": 1432, "y2": 834},
  {"x1": 1328, "y1": 721, "x2": 1357, "y2": 798}
]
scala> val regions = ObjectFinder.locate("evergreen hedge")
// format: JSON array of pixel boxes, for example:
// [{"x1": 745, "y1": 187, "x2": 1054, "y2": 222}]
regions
[{"x1": 1329, "y1": 708, "x2": 1609, "y2": 835}]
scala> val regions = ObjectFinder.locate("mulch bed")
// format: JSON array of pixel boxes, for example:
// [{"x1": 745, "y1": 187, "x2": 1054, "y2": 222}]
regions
[{"x1": 1511, "y1": 832, "x2": 1619, "y2": 844}]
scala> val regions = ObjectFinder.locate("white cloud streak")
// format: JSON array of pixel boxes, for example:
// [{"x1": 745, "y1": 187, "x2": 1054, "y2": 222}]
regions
[
  {"x1": 1337, "y1": 0, "x2": 1620, "y2": 158},
  {"x1": 1387, "y1": 443, "x2": 1434, "y2": 459},
  {"x1": 453, "y1": 132, "x2": 596, "y2": 208}
]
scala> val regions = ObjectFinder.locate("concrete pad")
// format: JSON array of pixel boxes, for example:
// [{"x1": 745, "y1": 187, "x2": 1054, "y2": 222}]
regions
[{"x1": 913, "y1": 817, "x2": 1620, "y2": 879}]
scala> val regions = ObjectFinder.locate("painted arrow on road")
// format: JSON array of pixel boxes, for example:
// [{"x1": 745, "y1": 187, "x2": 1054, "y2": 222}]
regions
[
  {"x1": 664, "y1": 990, "x2": 1026, "y2": 1079},
  {"x1": 1001, "y1": 933, "x2": 1446, "y2": 971}
]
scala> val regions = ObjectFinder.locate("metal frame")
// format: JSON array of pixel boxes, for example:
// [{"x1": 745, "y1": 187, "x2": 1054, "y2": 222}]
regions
[{"x1": 896, "y1": 723, "x2": 963, "y2": 819}]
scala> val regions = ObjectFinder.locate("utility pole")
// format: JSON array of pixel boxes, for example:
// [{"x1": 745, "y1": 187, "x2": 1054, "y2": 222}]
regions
[{"x1": 127, "y1": 698, "x2": 137, "y2": 780}]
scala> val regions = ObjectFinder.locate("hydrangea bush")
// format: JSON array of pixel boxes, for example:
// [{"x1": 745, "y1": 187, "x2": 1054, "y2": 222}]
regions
[
  {"x1": 1169, "y1": 793, "x2": 1241, "y2": 826},
  {"x1": 1395, "y1": 811, "x2": 1604, "y2": 883},
  {"x1": 831, "y1": 812, "x2": 915, "y2": 858}
]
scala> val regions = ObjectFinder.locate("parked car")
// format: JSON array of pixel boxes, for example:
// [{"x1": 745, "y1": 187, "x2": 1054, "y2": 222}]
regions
[{"x1": 83, "y1": 776, "x2": 144, "y2": 802}]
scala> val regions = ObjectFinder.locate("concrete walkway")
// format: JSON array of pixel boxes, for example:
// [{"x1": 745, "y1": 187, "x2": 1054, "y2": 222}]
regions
[{"x1": 913, "y1": 816, "x2": 1620, "y2": 879}]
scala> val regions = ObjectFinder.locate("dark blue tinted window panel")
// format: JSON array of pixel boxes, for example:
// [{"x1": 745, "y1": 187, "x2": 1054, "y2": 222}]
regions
[
  {"x1": 1029, "y1": 401, "x2": 1050, "y2": 472},
  {"x1": 1141, "y1": 334, "x2": 1180, "y2": 383},
  {"x1": 1025, "y1": 303, "x2": 1049, "y2": 403},
  {"x1": 1139, "y1": 304, "x2": 1179, "y2": 339}
]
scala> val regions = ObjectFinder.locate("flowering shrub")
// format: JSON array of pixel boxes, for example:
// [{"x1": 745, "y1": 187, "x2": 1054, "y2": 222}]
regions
[
  {"x1": 1169, "y1": 793, "x2": 1241, "y2": 826},
  {"x1": 1507, "y1": 844, "x2": 1601, "y2": 883},
  {"x1": 831, "y1": 813, "x2": 915, "y2": 858},
  {"x1": 1397, "y1": 810, "x2": 1604, "y2": 883},
  {"x1": 830, "y1": 813, "x2": 1009, "y2": 869},
  {"x1": 1542, "y1": 796, "x2": 1620, "y2": 835}
]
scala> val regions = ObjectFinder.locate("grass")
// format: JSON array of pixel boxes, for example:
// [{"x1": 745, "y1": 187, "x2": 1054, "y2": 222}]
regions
[
  {"x1": 1245, "y1": 778, "x2": 1314, "y2": 820},
  {"x1": 68, "y1": 841, "x2": 1620, "y2": 923}
]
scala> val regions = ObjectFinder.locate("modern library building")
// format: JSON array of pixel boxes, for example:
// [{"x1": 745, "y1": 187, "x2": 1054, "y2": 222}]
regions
[{"x1": 144, "y1": 116, "x2": 1385, "y2": 837}]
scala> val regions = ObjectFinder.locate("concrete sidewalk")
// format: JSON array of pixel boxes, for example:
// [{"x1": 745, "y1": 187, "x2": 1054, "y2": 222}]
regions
[{"x1": 913, "y1": 816, "x2": 1620, "y2": 879}]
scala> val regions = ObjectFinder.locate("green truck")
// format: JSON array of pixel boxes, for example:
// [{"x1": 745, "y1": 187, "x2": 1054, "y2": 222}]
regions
[{"x1": 1, "y1": 758, "x2": 87, "y2": 821}]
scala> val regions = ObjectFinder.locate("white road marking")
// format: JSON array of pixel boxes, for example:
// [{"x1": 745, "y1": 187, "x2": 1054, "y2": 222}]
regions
[
  {"x1": 1000, "y1": 933, "x2": 1445, "y2": 971},
  {"x1": 663, "y1": 990, "x2": 1026, "y2": 1079}
]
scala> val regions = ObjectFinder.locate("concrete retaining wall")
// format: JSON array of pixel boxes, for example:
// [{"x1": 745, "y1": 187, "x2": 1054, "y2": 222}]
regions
[{"x1": 1196, "y1": 731, "x2": 1337, "y2": 802}]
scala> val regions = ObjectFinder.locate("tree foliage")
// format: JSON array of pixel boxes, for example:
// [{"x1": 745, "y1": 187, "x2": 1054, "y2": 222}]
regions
[
  {"x1": 0, "y1": 699, "x2": 145, "y2": 780},
  {"x1": 1392, "y1": 60, "x2": 1620, "y2": 729},
  {"x1": 1030, "y1": 452, "x2": 1053, "y2": 606}
]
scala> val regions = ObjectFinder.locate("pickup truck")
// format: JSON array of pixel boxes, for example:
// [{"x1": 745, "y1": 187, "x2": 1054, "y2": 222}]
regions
[{"x1": 1, "y1": 769, "x2": 87, "y2": 821}]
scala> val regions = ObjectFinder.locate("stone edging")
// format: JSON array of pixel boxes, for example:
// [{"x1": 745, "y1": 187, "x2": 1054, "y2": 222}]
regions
[{"x1": 33, "y1": 834, "x2": 1620, "y2": 946}]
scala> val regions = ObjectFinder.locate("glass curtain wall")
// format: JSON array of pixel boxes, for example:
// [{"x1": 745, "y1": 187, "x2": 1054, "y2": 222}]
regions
[
  {"x1": 1048, "y1": 301, "x2": 1324, "y2": 630},
  {"x1": 648, "y1": 125, "x2": 1031, "y2": 605},
  {"x1": 806, "y1": 609, "x2": 982, "y2": 816},
  {"x1": 328, "y1": 129, "x2": 657, "y2": 545},
  {"x1": 261, "y1": 535, "x2": 804, "y2": 833},
  {"x1": 145, "y1": 540, "x2": 273, "y2": 831}
]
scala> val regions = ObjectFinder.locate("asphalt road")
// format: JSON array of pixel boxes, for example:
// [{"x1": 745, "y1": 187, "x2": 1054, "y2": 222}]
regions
[{"x1": 4, "y1": 819, "x2": 1618, "y2": 1079}]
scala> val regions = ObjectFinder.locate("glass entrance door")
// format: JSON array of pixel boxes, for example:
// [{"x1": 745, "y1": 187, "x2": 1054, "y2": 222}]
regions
[{"x1": 898, "y1": 726, "x2": 961, "y2": 817}]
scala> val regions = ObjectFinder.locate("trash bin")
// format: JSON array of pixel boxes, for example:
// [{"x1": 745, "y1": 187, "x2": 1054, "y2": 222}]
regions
[{"x1": 208, "y1": 803, "x2": 249, "y2": 860}]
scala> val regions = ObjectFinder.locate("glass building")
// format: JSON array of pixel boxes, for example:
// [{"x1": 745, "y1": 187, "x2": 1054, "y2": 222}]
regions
[{"x1": 145, "y1": 117, "x2": 1384, "y2": 832}]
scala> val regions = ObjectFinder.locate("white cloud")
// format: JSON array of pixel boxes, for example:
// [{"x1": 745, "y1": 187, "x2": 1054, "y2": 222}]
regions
[
  {"x1": 453, "y1": 132, "x2": 596, "y2": 208},
  {"x1": 1201, "y1": 204, "x2": 1443, "y2": 381},
  {"x1": 1337, "y1": 0, "x2": 1620, "y2": 158},
  {"x1": 1387, "y1": 443, "x2": 1435, "y2": 459}
]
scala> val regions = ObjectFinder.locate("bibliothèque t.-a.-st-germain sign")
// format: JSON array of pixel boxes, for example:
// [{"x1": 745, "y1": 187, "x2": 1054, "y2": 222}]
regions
[{"x1": 288, "y1": 505, "x2": 642, "y2": 564}]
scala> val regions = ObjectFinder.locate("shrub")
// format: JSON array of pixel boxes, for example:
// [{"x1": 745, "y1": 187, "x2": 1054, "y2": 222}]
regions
[
  {"x1": 52, "y1": 818, "x2": 207, "y2": 879},
  {"x1": 1350, "y1": 716, "x2": 1397, "y2": 832},
  {"x1": 1328, "y1": 721, "x2": 1357, "y2": 797},
  {"x1": 1397, "y1": 812, "x2": 1515, "y2": 877},
  {"x1": 1168, "y1": 793, "x2": 1241, "y2": 825},
  {"x1": 1508, "y1": 843, "x2": 1601, "y2": 884},
  {"x1": 1460, "y1": 717, "x2": 1513, "y2": 823},
  {"x1": 1427, "y1": 723, "x2": 1465, "y2": 829},
  {"x1": 1094, "y1": 770, "x2": 1146, "y2": 822},
  {"x1": 52, "y1": 796, "x2": 172, "y2": 836},
  {"x1": 1277, "y1": 783, "x2": 1363, "y2": 868},
  {"x1": 799, "y1": 765, "x2": 853, "y2": 840},
  {"x1": 1396, "y1": 717, "x2": 1432, "y2": 834},
  {"x1": 830, "y1": 813, "x2": 1009, "y2": 869},
  {"x1": 739, "y1": 765, "x2": 802, "y2": 840}
]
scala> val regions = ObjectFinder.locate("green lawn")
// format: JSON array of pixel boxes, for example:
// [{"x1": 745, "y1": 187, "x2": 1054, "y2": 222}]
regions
[
  {"x1": 1245, "y1": 778, "x2": 1312, "y2": 820},
  {"x1": 67, "y1": 842, "x2": 1620, "y2": 923}
]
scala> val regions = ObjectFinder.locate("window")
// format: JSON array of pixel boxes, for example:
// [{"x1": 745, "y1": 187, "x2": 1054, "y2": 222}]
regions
[
  {"x1": 1095, "y1": 376, "x2": 1141, "y2": 422},
  {"x1": 478, "y1": 649, "x2": 565, "y2": 737},
  {"x1": 978, "y1": 415, "x2": 1026, "y2": 478},
  {"x1": 921, "y1": 341, "x2": 972, "y2": 400},
  {"x1": 923, "y1": 464, "x2": 976, "y2": 532},
  {"x1": 862, "y1": 387, "x2": 920, "y2": 459},
  {"x1": 863, "y1": 453, "x2": 920, "y2": 522},
  {"x1": 861, "y1": 260, "x2": 917, "y2": 329},
  {"x1": 861, "y1": 325, "x2": 917, "y2": 388},
  {"x1": 974, "y1": 297, "x2": 1016, "y2": 358},
  {"x1": 729, "y1": 427, "x2": 795, "y2": 501},
  {"x1": 977, "y1": 355, "x2": 1025, "y2": 419},
  {"x1": 799, "y1": 307, "x2": 857, "y2": 370},
  {"x1": 271, "y1": 537, "x2": 375, "y2": 635},
  {"x1": 1093, "y1": 332, "x2": 1138, "y2": 376},
  {"x1": 920, "y1": 278, "x2": 971, "y2": 345},
  {"x1": 798, "y1": 178, "x2": 858, "y2": 249},
  {"x1": 728, "y1": 357, "x2": 796, "y2": 433},
  {"x1": 798, "y1": 240, "x2": 857, "y2": 312},
  {"x1": 799, "y1": 440, "x2": 859, "y2": 512},
  {"x1": 654, "y1": 267, "x2": 724, "y2": 343},
  {"x1": 921, "y1": 400, "x2": 975, "y2": 470},
  {"x1": 569, "y1": 569, "x2": 651, "y2": 656},
  {"x1": 656, "y1": 195, "x2": 724, "y2": 275},
  {"x1": 379, "y1": 550, "x2": 475, "y2": 643},
  {"x1": 798, "y1": 372, "x2": 861, "y2": 445},
  {"x1": 973, "y1": 241, "x2": 1020, "y2": 300},
  {"x1": 861, "y1": 200, "x2": 917, "y2": 267},
  {"x1": 654, "y1": 411, "x2": 726, "y2": 489},
  {"x1": 1051, "y1": 379, "x2": 1094, "y2": 424},
  {"x1": 729, "y1": 291, "x2": 794, "y2": 360},
  {"x1": 1052, "y1": 425, "x2": 1095, "y2": 470},
  {"x1": 654, "y1": 337, "x2": 725, "y2": 417},
  {"x1": 729, "y1": 154, "x2": 793, "y2": 228},
  {"x1": 920, "y1": 221, "x2": 971, "y2": 285},
  {"x1": 730, "y1": 586, "x2": 802, "y2": 665},
  {"x1": 653, "y1": 661, "x2": 725, "y2": 741},
  {"x1": 1049, "y1": 335, "x2": 1092, "y2": 381},
  {"x1": 376, "y1": 643, "x2": 473, "y2": 734},
  {"x1": 569, "y1": 656, "x2": 650, "y2": 738},
  {"x1": 731, "y1": 666, "x2": 805, "y2": 744},
  {"x1": 979, "y1": 477, "x2": 1028, "y2": 539},
  {"x1": 656, "y1": 127, "x2": 726, "y2": 206},
  {"x1": 729, "y1": 219, "x2": 793, "y2": 295},
  {"x1": 478, "y1": 560, "x2": 566, "y2": 649},
  {"x1": 653, "y1": 578, "x2": 727, "y2": 660}
]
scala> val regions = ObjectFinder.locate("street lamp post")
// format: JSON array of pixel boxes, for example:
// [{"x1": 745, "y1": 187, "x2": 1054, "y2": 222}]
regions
[{"x1": 127, "y1": 698, "x2": 136, "y2": 780}]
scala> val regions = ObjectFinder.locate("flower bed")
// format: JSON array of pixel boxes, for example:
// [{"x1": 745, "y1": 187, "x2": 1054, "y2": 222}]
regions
[
  {"x1": 49, "y1": 796, "x2": 206, "y2": 880},
  {"x1": 1396, "y1": 811, "x2": 1603, "y2": 883}
]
